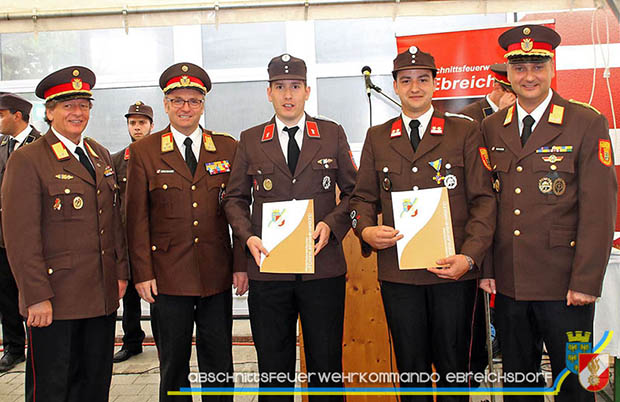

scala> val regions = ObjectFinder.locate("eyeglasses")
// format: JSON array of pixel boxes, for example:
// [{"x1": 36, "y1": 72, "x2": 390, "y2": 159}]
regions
[{"x1": 166, "y1": 97, "x2": 204, "y2": 109}]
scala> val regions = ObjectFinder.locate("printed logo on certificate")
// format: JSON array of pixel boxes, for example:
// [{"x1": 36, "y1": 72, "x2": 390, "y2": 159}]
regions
[
  {"x1": 391, "y1": 187, "x2": 455, "y2": 270},
  {"x1": 260, "y1": 199, "x2": 315, "y2": 274}
]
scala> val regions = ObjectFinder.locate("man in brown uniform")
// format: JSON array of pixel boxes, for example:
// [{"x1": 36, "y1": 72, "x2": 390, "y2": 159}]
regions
[
  {"x1": 126, "y1": 62, "x2": 246, "y2": 402},
  {"x1": 223, "y1": 54, "x2": 357, "y2": 401},
  {"x1": 349, "y1": 47, "x2": 496, "y2": 401},
  {"x1": 459, "y1": 63, "x2": 515, "y2": 122},
  {"x1": 480, "y1": 25, "x2": 616, "y2": 401},
  {"x1": 112, "y1": 101, "x2": 155, "y2": 363},
  {"x1": 1, "y1": 66, "x2": 129, "y2": 402},
  {"x1": 0, "y1": 93, "x2": 40, "y2": 372}
]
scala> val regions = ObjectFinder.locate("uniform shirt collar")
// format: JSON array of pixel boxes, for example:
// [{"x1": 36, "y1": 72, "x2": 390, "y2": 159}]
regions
[
  {"x1": 51, "y1": 126, "x2": 88, "y2": 161},
  {"x1": 486, "y1": 95, "x2": 499, "y2": 113},
  {"x1": 170, "y1": 125, "x2": 202, "y2": 162},
  {"x1": 401, "y1": 105, "x2": 434, "y2": 141},
  {"x1": 276, "y1": 114, "x2": 306, "y2": 161},
  {"x1": 516, "y1": 89, "x2": 553, "y2": 134},
  {"x1": 12, "y1": 126, "x2": 31, "y2": 149}
]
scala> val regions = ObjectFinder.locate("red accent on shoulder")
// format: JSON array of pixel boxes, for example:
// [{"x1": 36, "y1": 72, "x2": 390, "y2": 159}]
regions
[
  {"x1": 262, "y1": 124, "x2": 275, "y2": 142},
  {"x1": 430, "y1": 117, "x2": 444, "y2": 135},
  {"x1": 390, "y1": 119, "x2": 402, "y2": 138},
  {"x1": 478, "y1": 147, "x2": 492, "y2": 171},
  {"x1": 306, "y1": 121, "x2": 320, "y2": 138},
  {"x1": 124, "y1": 148, "x2": 130, "y2": 161}
]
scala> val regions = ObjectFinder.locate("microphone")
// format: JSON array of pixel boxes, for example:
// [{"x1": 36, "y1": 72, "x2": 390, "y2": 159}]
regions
[{"x1": 362, "y1": 66, "x2": 372, "y2": 95}]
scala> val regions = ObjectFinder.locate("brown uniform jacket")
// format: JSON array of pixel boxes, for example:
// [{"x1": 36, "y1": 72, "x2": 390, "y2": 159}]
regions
[
  {"x1": 111, "y1": 146, "x2": 129, "y2": 225},
  {"x1": 481, "y1": 91, "x2": 617, "y2": 300},
  {"x1": 223, "y1": 114, "x2": 358, "y2": 281},
  {"x1": 0, "y1": 126, "x2": 41, "y2": 247},
  {"x1": 126, "y1": 126, "x2": 244, "y2": 297},
  {"x1": 1, "y1": 130, "x2": 129, "y2": 319},
  {"x1": 459, "y1": 98, "x2": 494, "y2": 123},
  {"x1": 350, "y1": 109, "x2": 497, "y2": 285}
]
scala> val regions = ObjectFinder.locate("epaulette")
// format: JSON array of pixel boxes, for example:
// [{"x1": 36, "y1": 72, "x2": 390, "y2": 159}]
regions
[
  {"x1": 84, "y1": 136, "x2": 101, "y2": 146},
  {"x1": 569, "y1": 99, "x2": 601, "y2": 115},
  {"x1": 211, "y1": 132, "x2": 236, "y2": 140},
  {"x1": 314, "y1": 115, "x2": 341, "y2": 125},
  {"x1": 444, "y1": 112, "x2": 474, "y2": 122}
]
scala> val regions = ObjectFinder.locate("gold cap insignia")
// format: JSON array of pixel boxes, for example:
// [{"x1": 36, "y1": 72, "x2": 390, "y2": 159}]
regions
[
  {"x1": 180, "y1": 75, "x2": 191, "y2": 86},
  {"x1": 135, "y1": 101, "x2": 142, "y2": 105},
  {"x1": 181, "y1": 65, "x2": 189, "y2": 72},
  {"x1": 72, "y1": 78, "x2": 83, "y2": 90},
  {"x1": 72, "y1": 69, "x2": 80, "y2": 77},
  {"x1": 523, "y1": 27, "x2": 531, "y2": 35},
  {"x1": 521, "y1": 38, "x2": 534, "y2": 52}
]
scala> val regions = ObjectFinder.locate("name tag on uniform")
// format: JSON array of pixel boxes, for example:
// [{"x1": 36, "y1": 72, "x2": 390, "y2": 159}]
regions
[
  {"x1": 156, "y1": 169, "x2": 175, "y2": 174},
  {"x1": 205, "y1": 160, "x2": 231, "y2": 175}
]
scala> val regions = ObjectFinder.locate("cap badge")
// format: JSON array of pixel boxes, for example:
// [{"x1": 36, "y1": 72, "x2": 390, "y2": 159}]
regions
[
  {"x1": 282, "y1": 54, "x2": 291, "y2": 62},
  {"x1": 521, "y1": 38, "x2": 533, "y2": 52},
  {"x1": 523, "y1": 27, "x2": 531, "y2": 35},
  {"x1": 72, "y1": 78, "x2": 83, "y2": 90},
  {"x1": 72, "y1": 69, "x2": 80, "y2": 77},
  {"x1": 181, "y1": 65, "x2": 189, "y2": 72},
  {"x1": 409, "y1": 46, "x2": 418, "y2": 54},
  {"x1": 135, "y1": 101, "x2": 142, "y2": 105},
  {"x1": 180, "y1": 75, "x2": 190, "y2": 87}
]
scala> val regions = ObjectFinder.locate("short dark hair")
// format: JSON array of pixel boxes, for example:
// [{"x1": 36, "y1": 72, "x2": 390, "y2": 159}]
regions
[{"x1": 7, "y1": 108, "x2": 29, "y2": 123}]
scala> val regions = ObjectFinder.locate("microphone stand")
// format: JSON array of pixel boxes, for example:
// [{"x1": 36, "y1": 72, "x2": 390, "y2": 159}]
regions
[{"x1": 365, "y1": 82, "x2": 401, "y2": 128}]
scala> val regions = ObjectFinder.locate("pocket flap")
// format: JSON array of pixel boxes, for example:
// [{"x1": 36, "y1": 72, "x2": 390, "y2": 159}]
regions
[
  {"x1": 48, "y1": 182, "x2": 85, "y2": 196},
  {"x1": 374, "y1": 160, "x2": 401, "y2": 175},
  {"x1": 549, "y1": 228, "x2": 577, "y2": 248},
  {"x1": 247, "y1": 163, "x2": 274, "y2": 175}
]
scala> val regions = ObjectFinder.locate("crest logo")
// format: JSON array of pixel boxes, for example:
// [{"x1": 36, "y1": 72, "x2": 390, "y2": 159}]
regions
[
  {"x1": 400, "y1": 198, "x2": 418, "y2": 218},
  {"x1": 269, "y1": 209, "x2": 286, "y2": 227},
  {"x1": 72, "y1": 78, "x2": 83, "y2": 90},
  {"x1": 521, "y1": 38, "x2": 534, "y2": 52},
  {"x1": 579, "y1": 353, "x2": 610, "y2": 392},
  {"x1": 180, "y1": 75, "x2": 191, "y2": 87},
  {"x1": 566, "y1": 331, "x2": 592, "y2": 374},
  {"x1": 599, "y1": 139, "x2": 612, "y2": 167}
]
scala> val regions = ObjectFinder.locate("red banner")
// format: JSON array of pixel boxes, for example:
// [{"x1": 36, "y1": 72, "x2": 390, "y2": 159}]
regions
[{"x1": 396, "y1": 23, "x2": 556, "y2": 99}]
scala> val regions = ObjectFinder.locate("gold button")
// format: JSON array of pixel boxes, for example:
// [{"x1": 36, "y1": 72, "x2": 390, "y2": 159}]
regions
[
  {"x1": 101, "y1": 250, "x2": 105, "y2": 255},
  {"x1": 191, "y1": 185, "x2": 196, "y2": 191},
  {"x1": 162, "y1": 184, "x2": 168, "y2": 190},
  {"x1": 97, "y1": 189, "x2": 101, "y2": 195},
  {"x1": 193, "y1": 220, "x2": 199, "y2": 226},
  {"x1": 47, "y1": 268, "x2": 53, "y2": 275},
  {"x1": 514, "y1": 187, "x2": 521, "y2": 194},
  {"x1": 64, "y1": 188, "x2": 70, "y2": 194},
  {"x1": 570, "y1": 241, "x2": 576, "y2": 247},
  {"x1": 516, "y1": 166, "x2": 523, "y2": 172},
  {"x1": 514, "y1": 209, "x2": 521, "y2": 216},
  {"x1": 151, "y1": 245, "x2": 157, "y2": 251},
  {"x1": 194, "y1": 237, "x2": 199, "y2": 244},
  {"x1": 99, "y1": 209, "x2": 103, "y2": 215},
  {"x1": 550, "y1": 164, "x2": 557, "y2": 171},
  {"x1": 192, "y1": 202, "x2": 198, "y2": 208},
  {"x1": 513, "y1": 230, "x2": 521, "y2": 237},
  {"x1": 122, "y1": 177, "x2": 127, "y2": 182}
]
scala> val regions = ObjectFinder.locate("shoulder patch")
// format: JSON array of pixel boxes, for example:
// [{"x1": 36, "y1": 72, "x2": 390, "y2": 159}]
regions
[
  {"x1": 211, "y1": 132, "x2": 236, "y2": 140},
  {"x1": 444, "y1": 112, "x2": 474, "y2": 122},
  {"x1": 479, "y1": 147, "x2": 492, "y2": 171},
  {"x1": 569, "y1": 99, "x2": 601, "y2": 115},
  {"x1": 599, "y1": 139, "x2": 613, "y2": 167}
]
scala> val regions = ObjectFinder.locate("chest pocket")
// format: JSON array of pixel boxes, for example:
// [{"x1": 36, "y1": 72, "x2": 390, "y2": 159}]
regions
[
  {"x1": 531, "y1": 156, "x2": 575, "y2": 204},
  {"x1": 247, "y1": 163, "x2": 275, "y2": 194},
  {"x1": 47, "y1": 182, "x2": 87, "y2": 220},
  {"x1": 375, "y1": 160, "x2": 402, "y2": 194},
  {"x1": 148, "y1": 175, "x2": 184, "y2": 218},
  {"x1": 311, "y1": 158, "x2": 338, "y2": 192}
]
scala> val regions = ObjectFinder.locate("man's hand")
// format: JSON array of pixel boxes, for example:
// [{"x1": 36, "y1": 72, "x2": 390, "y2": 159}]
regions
[
  {"x1": 361, "y1": 226, "x2": 403, "y2": 250},
  {"x1": 428, "y1": 254, "x2": 470, "y2": 280},
  {"x1": 27, "y1": 300, "x2": 53, "y2": 328},
  {"x1": 313, "y1": 221, "x2": 331, "y2": 256},
  {"x1": 247, "y1": 236, "x2": 269, "y2": 267},
  {"x1": 118, "y1": 280, "x2": 128, "y2": 299},
  {"x1": 499, "y1": 92, "x2": 516, "y2": 109},
  {"x1": 233, "y1": 272, "x2": 249, "y2": 296},
  {"x1": 479, "y1": 279, "x2": 496, "y2": 294},
  {"x1": 136, "y1": 279, "x2": 158, "y2": 303},
  {"x1": 566, "y1": 290, "x2": 597, "y2": 306}
]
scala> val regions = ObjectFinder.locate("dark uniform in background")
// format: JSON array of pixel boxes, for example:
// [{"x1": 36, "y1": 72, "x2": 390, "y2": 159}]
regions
[
  {"x1": 349, "y1": 48, "x2": 496, "y2": 401},
  {"x1": 481, "y1": 25, "x2": 616, "y2": 401},
  {"x1": 111, "y1": 101, "x2": 156, "y2": 363},
  {"x1": 223, "y1": 54, "x2": 357, "y2": 401},
  {"x1": 459, "y1": 63, "x2": 514, "y2": 122},
  {"x1": 0, "y1": 93, "x2": 40, "y2": 372},
  {"x1": 126, "y1": 63, "x2": 245, "y2": 402},
  {"x1": 2, "y1": 66, "x2": 129, "y2": 402}
]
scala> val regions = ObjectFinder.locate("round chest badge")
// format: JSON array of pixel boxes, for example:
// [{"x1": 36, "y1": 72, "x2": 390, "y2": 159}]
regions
[
  {"x1": 444, "y1": 174, "x2": 458, "y2": 190},
  {"x1": 322, "y1": 176, "x2": 331, "y2": 190}
]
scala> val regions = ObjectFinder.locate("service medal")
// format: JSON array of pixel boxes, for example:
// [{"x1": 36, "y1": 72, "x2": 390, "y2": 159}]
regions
[
  {"x1": 382, "y1": 177, "x2": 392, "y2": 192},
  {"x1": 552, "y1": 178, "x2": 566, "y2": 196},
  {"x1": 444, "y1": 174, "x2": 457, "y2": 190},
  {"x1": 263, "y1": 178, "x2": 273, "y2": 191},
  {"x1": 538, "y1": 177, "x2": 553, "y2": 194},
  {"x1": 73, "y1": 196, "x2": 84, "y2": 210},
  {"x1": 322, "y1": 176, "x2": 331, "y2": 190}
]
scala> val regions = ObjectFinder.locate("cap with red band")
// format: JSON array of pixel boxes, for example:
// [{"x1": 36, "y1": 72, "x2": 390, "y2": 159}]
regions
[
  {"x1": 159, "y1": 62, "x2": 211, "y2": 95},
  {"x1": 35, "y1": 66, "x2": 96, "y2": 102},
  {"x1": 489, "y1": 63, "x2": 511, "y2": 87},
  {"x1": 498, "y1": 25, "x2": 561, "y2": 63}
]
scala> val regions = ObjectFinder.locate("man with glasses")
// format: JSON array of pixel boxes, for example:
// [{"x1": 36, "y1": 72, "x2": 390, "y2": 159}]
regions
[
  {"x1": 2, "y1": 66, "x2": 128, "y2": 401},
  {"x1": 126, "y1": 62, "x2": 247, "y2": 401}
]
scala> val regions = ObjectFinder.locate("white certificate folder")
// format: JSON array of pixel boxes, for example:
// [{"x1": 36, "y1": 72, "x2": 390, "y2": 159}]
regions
[
  {"x1": 260, "y1": 199, "x2": 315, "y2": 274},
  {"x1": 391, "y1": 187, "x2": 455, "y2": 270}
]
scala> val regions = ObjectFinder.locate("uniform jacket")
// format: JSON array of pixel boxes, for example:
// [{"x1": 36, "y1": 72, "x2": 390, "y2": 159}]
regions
[
  {"x1": 350, "y1": 109, "x2": 497, "y2": 286},
  {"x1": 1, "y1": 130, "x2": 129, "y2": 319},
  {"x1": 111, "y1": 146, "x2": 129, "y2": 225},
  {"x1": 223, "y1": 114, "x2": 358, "y2": 281},
  {"x1": 481, "y1": 91, "x2": 617, "y2": 300},
  {"x1": 126, "y1": 126, "x2": 244, "y2": 297},
  {"x1": 0, "y1": 126, "x2": 41, "y2": 247},
  {"x1": 459, "y1": 98, "x2": 494, "y2": 123}
]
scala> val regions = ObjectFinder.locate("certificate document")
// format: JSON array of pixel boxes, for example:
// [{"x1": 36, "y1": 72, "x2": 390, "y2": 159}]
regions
[
  {"x1": 260, "y1": 199, "x2": 315, "y2": 274},
  {"x1": 391, "y1": 187, "x2": 455, "y2": 270}
]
